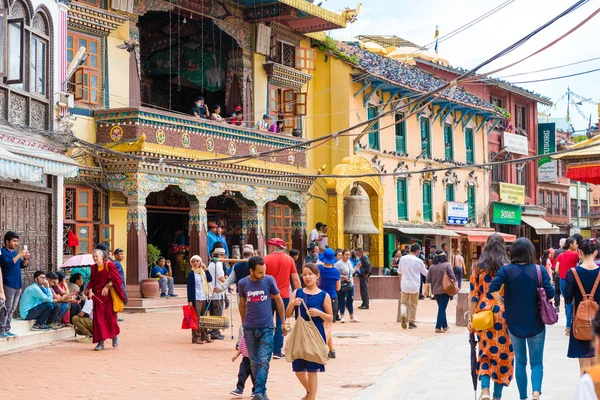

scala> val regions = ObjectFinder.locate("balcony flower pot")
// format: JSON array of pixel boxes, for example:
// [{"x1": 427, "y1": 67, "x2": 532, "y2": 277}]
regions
[{"x1": 141, "y1": 278, "x2": 160, "y2": 298}]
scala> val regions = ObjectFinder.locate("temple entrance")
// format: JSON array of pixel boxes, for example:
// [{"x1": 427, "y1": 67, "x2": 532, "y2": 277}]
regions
[
  {"x1": 146, "y1": 186, "x2": 193, "y2": 284},
  {"x1": 138, "y1": 11, "x2": 239, "y2": 116},
  {"x1": 206, "y1": 193, "x2": 245, "y2": 257}
]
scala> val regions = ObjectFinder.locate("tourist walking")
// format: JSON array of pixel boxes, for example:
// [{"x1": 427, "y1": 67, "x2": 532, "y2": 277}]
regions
[
  {"x1": 453, "y1": 248, "x2": 465, "y2": 288},
  {"x1": 468, "y1": 234, "x2": 513, "y2": 400},
  {"x1": 264, "y1": 237, "x2": 301, "y2": 359},
  {"x1": 113, "y1": 249, "x2": 128, "y2": 303},
  {"x1": 230, "y1": 326, "x2": 255, "y2": 397},
  {"x1": 557, "y1": 237, "x2": 580, "y2": 336},
  {"x1": 489, "y1": 238, "x2": 555, "y2": 400},
  {"x1": 552, "y1": 238, "x2": 566, "y2": 312},
  {"x1": 318, "y1": 248, "x2": 340, "y2": 358},
  {"x1": 564, "y1": 239, "x2": 600, "y2": 375},
  {"x1": 575, "y1": 310, "x2": 600, "y2": 399},
  {"x1": 0, "y1": 231, "x2": 30, "y2": 337},
  {"x1": 356, "y1": 248, "x2": 371, "y2": 310},
  {"x1": 286, "y1": 263, "x2": 333, "y2": 400},
  {"x1": 187, "y1": 255, "x2": 213, "y2": 344},
  {"x1": 398, "y1": 243, "x2": 428, "y2": 329},
  {"x1": 88, "y1": 249, "x2": 126, "y2": 351},
  {"x1": 334, "y1": 249, "x2": 360, "y2": 323},
  {"x1": 238, "y1": 256, "x2": 287, "y2": 400},
  {"x1": 426, "y1": 249, "x2": 455, "y2": 333}
]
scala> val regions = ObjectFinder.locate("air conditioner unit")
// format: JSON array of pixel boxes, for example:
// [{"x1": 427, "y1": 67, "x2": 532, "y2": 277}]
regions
[{"x1": 58, "y1": 92, "x2": 74, "y2": 109}]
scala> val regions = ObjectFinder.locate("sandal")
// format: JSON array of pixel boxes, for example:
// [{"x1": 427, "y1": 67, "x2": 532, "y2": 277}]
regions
[
  {"x1": 479, "y1": 389, "x2": 491, "y2": 400},
  {"x1": 532, "y1": 392, "x2": 540, "y2": 400}
]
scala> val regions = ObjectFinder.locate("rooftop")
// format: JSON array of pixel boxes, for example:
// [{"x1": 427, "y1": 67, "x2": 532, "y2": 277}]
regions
[{"x1": 356, "y1": 35, "x2": 425, "y2": 50}]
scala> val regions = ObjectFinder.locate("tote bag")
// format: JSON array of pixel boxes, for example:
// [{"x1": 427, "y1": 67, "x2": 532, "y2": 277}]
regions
[
  {"x1": 442, "y1": 265, "x2": 459, "y2": 296},
  {"x1": 284, "y1": 299, "x2": 329, "y2": 365}
]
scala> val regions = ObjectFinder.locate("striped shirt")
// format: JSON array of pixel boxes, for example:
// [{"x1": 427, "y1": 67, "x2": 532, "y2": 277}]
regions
[{"x1": 239, "y1": 335, "x2": 249, "y2": 357}]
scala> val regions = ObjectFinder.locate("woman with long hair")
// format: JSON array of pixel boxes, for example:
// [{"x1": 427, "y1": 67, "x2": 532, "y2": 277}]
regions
[
  {"x1": 426, "y1": 249, "x2": 455, "y2": 333},
  {"x1": 490, "y1": 238, "x2": 555, "y2": 400},
  {"x1": 469, "y1": 234, "x2": 513, "y2": 400},
  {"x1": 335, "y1": 249, "x2": 360, "y2": 324},
  {"x1": 88, "y1": 249, "x2": 126, "y2": 351},
  {"x1": 557, "y1": 237, "x2": 580, "y2": 336},
  {"x1": 187, "y1": 255, "x2": 213, "y2": 344},
  {"x1": 286, "y1": 263, "x2": 333, "y2": 400},
  {"x1": 565, "y1": 239, "x2": 600, "y2": 375}
]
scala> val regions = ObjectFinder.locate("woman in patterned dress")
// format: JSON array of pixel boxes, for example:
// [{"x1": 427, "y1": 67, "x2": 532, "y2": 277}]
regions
[{"x1": 469, "y1": 234, "x2": 514, "y2": 400}]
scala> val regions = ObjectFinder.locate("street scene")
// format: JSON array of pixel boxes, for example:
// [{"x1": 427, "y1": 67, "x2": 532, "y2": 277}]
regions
[{"x1": 1, "y1": 0, "x2": 600, "y2": 399}]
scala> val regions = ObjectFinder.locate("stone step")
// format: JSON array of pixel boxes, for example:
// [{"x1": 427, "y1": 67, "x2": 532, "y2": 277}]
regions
[{"x1": 0, "y1": 320, "x2": 76, "y2": 353}]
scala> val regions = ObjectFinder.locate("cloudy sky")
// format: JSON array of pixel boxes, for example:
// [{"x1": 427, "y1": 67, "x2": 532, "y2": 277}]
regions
[{"x1": 323, "y1": 0, "x2": 599, "y2": 132}]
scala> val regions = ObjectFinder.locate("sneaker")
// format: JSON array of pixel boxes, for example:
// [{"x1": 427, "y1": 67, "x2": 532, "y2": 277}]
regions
[
  {"x1": 112, "y1": 336, "x2": 119, "y2": 348},
  {"x1": 328, "y1": 350, "x2": 336, "y2": 359},
  {"x1": 401, "y1": 315, "x2": 407, "y2": 329},
  {"x1": 169, "y1": 294, "x2": 179, "y2": 297},
  {"x1": 49, "y1": 322, "x2": 62, "y2": 330},
  {"x1": 409, "y1": 323, "x2": 417, "y2": 329},
  {"x1": 443, "y1": 327, "x2": 450, "y2": 332},
  {"x1": 0, "y1": 332, "x2": 10, "y2": 338},
  {"x1": 435, "y1": 328, "x2": 445, "y2": 333},
  {"x1": 78, "y1": 337, "x2": 92, "y2": 343},
  {"x1": 160, "y1": 293, "x2": 168, "y2": 298},
  {"x1": 6, "y1": 331, "x2": 17, "y2": 337},
  {"x1": 95, "y1": 341, "x2": 105, "y2": 351},
  {"x1": 32, "y1": 324, "x2": 51, "y2": 331},
  {"x1": 117, "y1": 318, "x2": 124, "y2": 322},
  {"x1": 358, "y1": 305, "x2": 369, "y2": 310},
  {"x1": 349, "y1": 317, "x2": 361, "y2": 323},
  {"x1": 340, "y1": 317, "x2": 346, "y2": 323},
  {"x1": 272, "y1": 352, "x2": 285, "y2": 359},
  {"x1": 230, "y1": 389, "x2": 243, "y2": 397}
]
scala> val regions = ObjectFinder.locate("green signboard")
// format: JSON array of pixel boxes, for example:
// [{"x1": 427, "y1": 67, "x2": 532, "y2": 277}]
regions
[
  {"x1": 492, "y1": 203, "x2": 522, "y2": 225},
  {"x1": 538, "y1": 123, "x2": 556, "y2": 182}
]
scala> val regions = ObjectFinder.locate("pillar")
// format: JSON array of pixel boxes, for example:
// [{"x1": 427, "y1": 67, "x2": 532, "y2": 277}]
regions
[
  {"x1": 369, "y1": 195, "x2": 384, "y2": 268},
  {"x1": 126, "y1": 195, "x2": 148, "y2": 285},
  {"x1": 247, "y1": 203, "x2": 266, "y2": 256},
  {"x1": 292, "y1": 207, "x2": 307, "y2": 274},
  {"x1": 189, "y1": 199, "x2": 208, "y2": 263},
  {"x1": 327, "y1": 191, "x2": 344, "y2": 252}
]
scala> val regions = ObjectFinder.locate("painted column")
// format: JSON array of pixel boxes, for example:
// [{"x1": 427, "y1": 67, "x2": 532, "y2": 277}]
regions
[
  {"x1": 126, "y1": 195, "x2": 148, "y2": 285},
  {"x1": 247, "y1": 203, "x2": 266, "y2": 255},
  {"x1": 189, "y1": 199, "x2": 208, "y2": 263},
  {"x1": 292, "y1": 207, "x2": 307, "y2": 273},
  {"x1": 327, "y1": 191, "x2": 344, "y2": 252},
  {"x1": 369, "y1": 195, "x2": 384, "y2": 268}
]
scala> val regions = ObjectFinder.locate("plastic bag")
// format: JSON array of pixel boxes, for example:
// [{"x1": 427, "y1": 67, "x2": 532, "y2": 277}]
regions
[{"x1": 182, "y1": 305, "x2": 199, "y2": 330}]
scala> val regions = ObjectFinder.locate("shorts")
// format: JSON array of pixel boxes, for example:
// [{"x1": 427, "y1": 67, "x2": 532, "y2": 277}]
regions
[{"x1": 330, "y1": 297, "x2": 338, "y2": 323}]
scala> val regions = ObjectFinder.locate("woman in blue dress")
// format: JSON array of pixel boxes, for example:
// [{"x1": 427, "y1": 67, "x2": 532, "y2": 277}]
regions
[{"x1": 286, "y1": 263, "x2": 333, "y2": 400}]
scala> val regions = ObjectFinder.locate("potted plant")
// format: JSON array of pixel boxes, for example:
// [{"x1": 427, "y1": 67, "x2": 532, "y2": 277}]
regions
[
  {"x1": 169, "y1": 244, "x2": 189, "y2": 262},
  {"x1": 141, "y1": 244, "x2": 162, "y2": 298}
]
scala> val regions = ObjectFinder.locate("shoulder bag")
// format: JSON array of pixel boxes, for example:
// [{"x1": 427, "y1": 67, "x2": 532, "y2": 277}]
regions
[
  {"x1": 470, "y1": 269, "x2": 493, "y2": 331},
  {"x1": 536, "y1": 265, "x2": 558, "y2": 325},
  {"x1": 571, "y1": 268, "x2": 600, "y2": 340},
  {"x1": 284, "y1": 297, "x2": 329, "y2": 365},
  {"x1": 442, "y1": 264, "x2": 459, "y2": 296}
]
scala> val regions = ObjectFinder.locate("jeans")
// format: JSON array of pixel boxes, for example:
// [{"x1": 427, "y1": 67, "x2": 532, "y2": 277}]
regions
[
  {"x1": 24, "y1": 302, "x2": 60, "y2": 325},
  {"x1": 560, "y1": 279, "x2": 572, "y2": 328},
  {"x1": 236, "y1": 356, "x2": 255, "y2": 393},
  {"x1": 509, "y1": 328, "x2": 546, "y2": 399},
  {"x1": 57, "y1": 303, "x2": 68, "y2": 320},
  {"x1": 271, "y1": 297, "x2": 289, "y2": 354},
  {"x1": 0, "y1": 287, "x2": 21, "y2": 333},
  {"x1": 359, "y1": 276, "x2": 369, "y2": 306},
  {"x1": 158, "y1": 276, "x2": 175, "y2": 295},
  {"x1": 553, "y1": 274, "x2": 561, "y2": 308},
  {"x1": 338, "y1": 286, "x2": 354, "y2": 316},
  {"x1": 401, "y1": 292, "x2": 420, "y2": 324},
  {"x1": 244, "y1": 327, "x2": 274, "y2": 396},
  {"x1": 453, "y1": 267, "x2": 463, "y2": 289},
  {"x1": 480, "y1": 375, "x2": 504, "y2": 398},
  {"x1": 435, "y1": 294, "x2": 450, "y2": 329}
]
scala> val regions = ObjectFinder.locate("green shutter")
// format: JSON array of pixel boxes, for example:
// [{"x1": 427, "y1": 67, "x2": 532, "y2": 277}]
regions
[
  {"x1": 466, "y1": 128, "x2": 474, "y2": 164},
  {"x1": 467, "y1": 185, "x2": 476, "y2": 220},
  {"x1": 446, "y1": 184, "x2": 455, "y2": 202},
  {"x1": 395, "y1": 113, "x2": 406, "y2": 153},
  {"x1": 420, "y1": 117, "x2": 431, "y2": 158},
  {"x1": 444, "y1": 124, "x2": 453, "y2": 161},
  {"x1": 423, "y1": 181, "x2": 432, "y2": 221},
  {"x1": 368, "y1": 106, "x2": 380, "y2": 150},
  {"x1": 397, "y1": 178, "x2": 407, "y2": 220}
]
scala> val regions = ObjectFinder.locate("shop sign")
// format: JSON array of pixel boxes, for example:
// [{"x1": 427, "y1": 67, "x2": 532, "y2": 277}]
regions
[
  {"x1": 503, "y1": 131, "x2": 529, "y2": 156},
  {"x1": 492, "y1": 203, "x2": 522, "y2": 225},
  {"x1": 499, "y1": 182, "x2": 525, "y2": 205},
  {"x1": 538, "y1": 123, "x2": 557, "y2": 182},
  {"x1": 446, "y1": 201, "x2": 469, "y2": 225}
]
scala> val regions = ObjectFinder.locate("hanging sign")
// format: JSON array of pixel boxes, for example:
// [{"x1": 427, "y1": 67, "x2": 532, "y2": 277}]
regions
[
  {"x1": 492, "y1": 203, "x2": 522, "y2": 225},
  {"x1": 503, "y1": 131, "x2": 529, "y2": 156},
  {"x1": 538, "y1": 123, "x2": 557, "y2": 182},
  {"x1": 499, "y1": 183, "x2": 525, "y2": 205},
  {"x1": 446, "y1": 201, "x2": 469, "y2": 225}
]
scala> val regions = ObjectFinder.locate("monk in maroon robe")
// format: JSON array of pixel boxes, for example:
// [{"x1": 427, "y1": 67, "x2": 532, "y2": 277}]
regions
[{"x1": 88, "y1": 249, "x2": 126, "y2": 351}]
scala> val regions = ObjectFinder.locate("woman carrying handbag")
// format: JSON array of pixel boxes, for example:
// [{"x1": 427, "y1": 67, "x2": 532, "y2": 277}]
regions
[
  {"x1": 490, "y1": 238, "x2": 555, "y2": 400},
  {"x1": 426, "y1": 249, "x2": 456, "y2": 333}
]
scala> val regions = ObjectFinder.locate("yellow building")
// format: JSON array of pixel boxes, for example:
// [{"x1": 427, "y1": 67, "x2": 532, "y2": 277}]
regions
[{"x1": 305, "y1": 40, "x2": 504, "y2": 268}]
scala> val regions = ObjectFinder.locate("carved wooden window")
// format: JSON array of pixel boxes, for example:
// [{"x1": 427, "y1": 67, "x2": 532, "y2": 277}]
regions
[
  {"x1": 6, "y1": 18, "x2": 23, "y2": 85},
  {"x1": 110, "y1": 0, "x2": 133, "y2": 13},
  {"x1": 67, "y1": 31, "x2": 101, "y2": 105},
  {"x1": 295, "y1": 47, "x2": 315, "y2": 71},
  {"x1": 294, "y1": 93, "x2": 307, "y2": 116},
  {"x1": 99, "y1": 224, "x2": 114, "y2": 251},
  {"x1": 76, "y1": 188, "x2": 93, "y2": 221},
  {"x1": 75, "y1": 223, "x2": 93, "y2": 254},
  {"x1": 515, "y1": 104, "x2": 526, "y2": 130},
  {"x1": 281, "y1": 43, "x2": 295, "y2": 68},
  {"x1": 30, "y1": 36, "x2": 46, "y2": 95},
  {"x1": 267, "y1": 203, "x2": 292, "y2": 249}
]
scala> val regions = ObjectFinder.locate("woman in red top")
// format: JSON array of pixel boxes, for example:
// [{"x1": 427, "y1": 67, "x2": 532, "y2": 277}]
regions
[{"x1": 556, "y1": 237, "x2": 580, "y2": 336}]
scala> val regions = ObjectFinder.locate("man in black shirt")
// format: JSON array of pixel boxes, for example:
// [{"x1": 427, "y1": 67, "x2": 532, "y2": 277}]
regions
[
  {"x1": 191, "y1": 97, "x2": 209, "y2": 119},
  {"x1": 356, "y1": 248, "x2": 372, "y2": 310},
  {"x1": 304, "y1": 243, "x2": 320, "y2": 264}
]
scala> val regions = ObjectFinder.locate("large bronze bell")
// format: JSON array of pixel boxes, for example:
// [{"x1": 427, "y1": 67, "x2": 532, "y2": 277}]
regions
[{"x1": 343, "y1": 190, "x2": 379, "y2": 235}]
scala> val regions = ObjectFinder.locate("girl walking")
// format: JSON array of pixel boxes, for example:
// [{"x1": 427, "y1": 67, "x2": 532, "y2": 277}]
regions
[
  {"x1": 426, "y1": 249, "x2": 456, "y2": 333},
  {"x1": 286, "y1": 263, "x2": 333, "y2": 400},
  {"x1": 490, "y1": 238, "x2": 555, "y2": 400},
  {"x1": 469, "y1": 234, "x2": 513, "y2": 400}
]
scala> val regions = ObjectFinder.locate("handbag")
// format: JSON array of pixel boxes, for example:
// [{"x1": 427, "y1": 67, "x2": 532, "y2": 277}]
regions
[
  {"x1": 442, "y1": 265, "x2": 459, "y2": 296},
  {"x1": 284, "y1": 298, "x2": 329, "y2": 365},
  {"x1": 471, "y1": 310, "x2": 494, "y2": 331},
  {"x1": 535, "y1": 265, "x2": 558, "y2": 325},
  {"x1": 110, "y1": 286, "x2": 124, "y2": 313},
  {"x1": 181, "y1": 305, "x2": 199, "y2": 330},
  {"x1": 340, "y1": 280, "x2": 352, "y2": 292}
]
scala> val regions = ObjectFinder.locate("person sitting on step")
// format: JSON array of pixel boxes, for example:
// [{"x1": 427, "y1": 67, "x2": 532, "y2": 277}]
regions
[{"x1": 150, "y1": 257, "x2": 178, "y2": 298}]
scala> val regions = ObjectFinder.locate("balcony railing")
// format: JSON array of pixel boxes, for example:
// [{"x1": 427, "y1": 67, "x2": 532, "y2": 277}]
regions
[{"x1": 94, "y1": 107, "x2": 308, "y2": 167}]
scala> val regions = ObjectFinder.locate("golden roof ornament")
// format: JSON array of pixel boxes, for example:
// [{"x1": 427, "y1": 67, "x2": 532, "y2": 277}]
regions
[{"x1": 341, "y1": 3, "x2": 362, "y2": 23}]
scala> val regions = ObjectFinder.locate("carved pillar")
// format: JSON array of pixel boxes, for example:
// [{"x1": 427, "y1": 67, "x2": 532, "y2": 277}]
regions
[
  {"x1": 327, "y1": 191, "x2": 344, "y2": 252},
  {"x1": 225, "y1": 49, "x2": 253, "y2": 122},
  {"x1": 239, "y1": 203, "x2": 249, "y2": 244},
  {"x1": 189, "y1": 200, "x2": 208, "y2": 263},
  {"x1": 369, "y1": 195, "x2": 384, "y2": 268},
  {"x1": 247, "y1": 203, "x2": 266, "y2": 256},
  {"x1": 292, "y1": 207, "x2": 307, "y2": 274},
  {"x1": 126, "y1": 195, "x2": 148, "y2": 285}
]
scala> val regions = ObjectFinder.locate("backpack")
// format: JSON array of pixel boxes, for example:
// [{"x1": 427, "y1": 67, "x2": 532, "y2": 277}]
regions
[{"x1": 571, "y1": 268, "x2": 600, "y2": 341}]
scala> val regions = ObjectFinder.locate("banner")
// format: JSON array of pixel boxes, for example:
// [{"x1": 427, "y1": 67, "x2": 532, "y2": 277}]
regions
[
  {"x1": 499, "y1": 182, "x2": 525, "y2": 205},
  {"x1": 446, "y1": 201, "x2": 468, "y2": 225},
  {"x1": 491, "y1": 203, "x2": 522, "y2": 225},
  {"x1": 503, "y1": 132, "x2": 529, "y2": 156},
  {"x1": 538, "y1": 123, "x2": 557, "y2": 182}
]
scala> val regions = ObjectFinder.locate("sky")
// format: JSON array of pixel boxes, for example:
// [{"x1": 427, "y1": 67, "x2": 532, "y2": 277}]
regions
[{"x1": 322, "y1": 0, "x2": 599, "y2": 132}]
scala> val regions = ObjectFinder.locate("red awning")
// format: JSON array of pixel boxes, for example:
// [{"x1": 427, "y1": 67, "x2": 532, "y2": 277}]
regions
[
  {"x1": 565, "y1": 164, "x2": 600, "y2": 185},
  {"x1": 452, "y1": 229, "x2": 517, "y2": 243}
]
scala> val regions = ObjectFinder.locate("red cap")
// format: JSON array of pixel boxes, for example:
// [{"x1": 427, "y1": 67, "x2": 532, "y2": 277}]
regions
[
  {"x1": 234, "y1": 105, "x2": 242, "y2": 111},
  {"x1": 265, "y1": 238, "x2": 286, "y2": 249}
]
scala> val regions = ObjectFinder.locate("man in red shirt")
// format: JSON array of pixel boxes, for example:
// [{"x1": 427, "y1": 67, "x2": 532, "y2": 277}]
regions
[
  {"x1": 264, "y1": 238, "x2": 301, "y2": 359},
  {"x1": 556, "y1": 237, "x2": 580, "y2": 335}
]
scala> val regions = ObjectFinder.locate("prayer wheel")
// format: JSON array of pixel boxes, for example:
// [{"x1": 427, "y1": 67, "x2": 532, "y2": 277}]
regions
[{"x1": 343, "y1": 192, "x2": 379, "y2": 235}]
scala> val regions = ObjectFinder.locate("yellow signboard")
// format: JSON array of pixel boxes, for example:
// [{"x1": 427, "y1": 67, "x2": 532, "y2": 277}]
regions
[{"x1": 499, "y1": 183, "x2": 525, "y2": 205}]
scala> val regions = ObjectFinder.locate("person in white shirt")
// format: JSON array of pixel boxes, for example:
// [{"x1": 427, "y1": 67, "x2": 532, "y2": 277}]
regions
[
  {"x1": 319, "y1": 225, "x2": 329, "y2": 251},
  {"x1": 308, "y1": 222, "x2": 323, "y2": 247},
  {"x1": 208, "y1": 247, "x2": 226, "y2": 340},
  {"x1": 254, "y1": 114, "x2": 271, "y2": 131},
  {"x1": 334, "y1": 249, "x2": 360, "y2": 323},
  {"x1": 398, "y1": 243, "x2": 428, "y2": 330}
]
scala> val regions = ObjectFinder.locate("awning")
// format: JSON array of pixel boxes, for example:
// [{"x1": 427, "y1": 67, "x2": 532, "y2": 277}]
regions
[
  {"x1": 521, "y1": 216, "x2": 560, "y2": 235},
  {"x1": 0, "y1": 146, "x2": 44, "y2": 182},
  {"x1": 395, "y1": 227, "x2": 459, "y2": 237},
  {"x1": 453, "y1": 229, "x2": 517, "y2": 243}
]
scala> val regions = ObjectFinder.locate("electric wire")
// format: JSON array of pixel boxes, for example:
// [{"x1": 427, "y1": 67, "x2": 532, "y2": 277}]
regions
[{"x1": 494, "y1": 55, "x2": 600, "y2": 79}]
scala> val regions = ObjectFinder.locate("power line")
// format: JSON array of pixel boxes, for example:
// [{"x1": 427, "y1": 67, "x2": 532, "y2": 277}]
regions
[
  {"x1": 494, "y1": 55, "x2": 600, "y2": 79},
  {"x1": 509, "y1": 66, "x2": 600, "y2": 84}
]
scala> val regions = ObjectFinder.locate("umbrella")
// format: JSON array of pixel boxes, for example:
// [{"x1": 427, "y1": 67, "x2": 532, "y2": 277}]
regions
[
  {"x1": 62, "y1": 254, "x2": 94, "y2": 268},
  {"x1": 466, "y1": 312, "x2": 479, "y2": 399}
]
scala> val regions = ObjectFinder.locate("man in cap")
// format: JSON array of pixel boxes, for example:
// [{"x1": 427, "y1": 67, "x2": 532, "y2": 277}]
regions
[
  {"x1": 254, "y1": 114, "x2": 271, "y2": 131},
  {"x1": 214, "y1": 244, "x2": 255, "y2": 293},
  {"x1": 264, "y1": 238, "x2": 301, "y2": 359}
]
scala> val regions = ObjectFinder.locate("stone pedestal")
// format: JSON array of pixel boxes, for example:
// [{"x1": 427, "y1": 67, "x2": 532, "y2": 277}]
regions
[{"x1": 456, "y1": 290, "x2": 469, "y2": 327}]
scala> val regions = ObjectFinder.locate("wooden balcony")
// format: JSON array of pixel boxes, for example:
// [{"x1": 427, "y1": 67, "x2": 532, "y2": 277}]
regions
[{"x1": 94, "y1": 107, "x2": 308, "y2": 168}]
